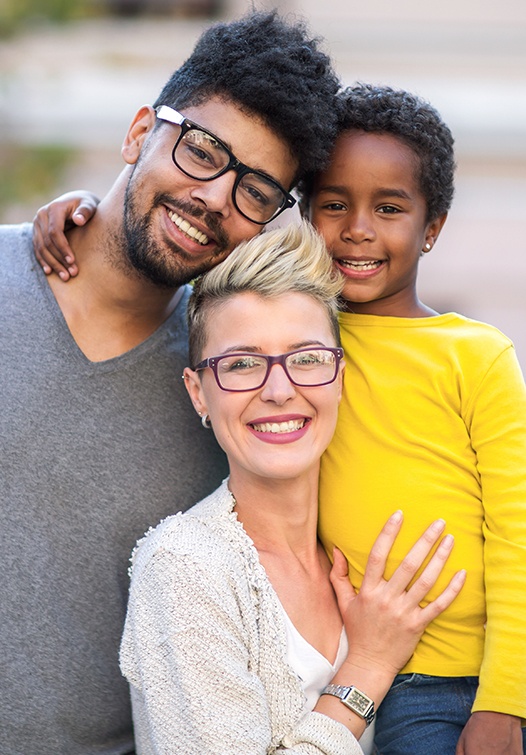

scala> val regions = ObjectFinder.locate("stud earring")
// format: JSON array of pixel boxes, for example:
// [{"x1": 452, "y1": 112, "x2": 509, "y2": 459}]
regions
[{"x1": 423, "y1": 242, "x2": 432, "y2": 253}]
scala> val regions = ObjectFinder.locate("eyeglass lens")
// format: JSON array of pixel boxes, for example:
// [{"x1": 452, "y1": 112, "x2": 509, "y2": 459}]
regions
[
  {"x1": 176, "y1": 129, "x2": 286, "y2": 223},
  {"x1": 215, "y1": 349, "x2": 338, "y2": 391}
]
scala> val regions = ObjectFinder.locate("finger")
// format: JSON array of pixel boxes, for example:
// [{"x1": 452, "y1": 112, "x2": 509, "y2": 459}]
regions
[
  {"x1": 420, "y1": 569, "x2": 466, "y2": 625},
  {"x1": 70, "y1": 196, "x2": 98, "y2": 229},
  {"x1": 33, "y1": 223, "x2": 73, "y2": 280},
  {"x1": 361, "y1": 510, "x2": 404, "y2": 587},
  {"x1": 330, "y1": 547, "x2": 357, "y2": 616},
  {"x1": 32, "y1": 221, "x2": 53, "y2": 275},
  {"x1": 407, "y1": 533, "x2": 455, "y2": 604},
  {"x1": 387, "y1": 519, "x2": 446, "y2": 593},
  {"x1": 33, "y1": 208, "x2": 78, "y2": 280}
]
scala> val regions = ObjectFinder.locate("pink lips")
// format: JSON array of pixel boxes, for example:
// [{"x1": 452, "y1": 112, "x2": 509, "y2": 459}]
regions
[{"x1": 247, "y1": 414, "x2": 311, "y2": 445}]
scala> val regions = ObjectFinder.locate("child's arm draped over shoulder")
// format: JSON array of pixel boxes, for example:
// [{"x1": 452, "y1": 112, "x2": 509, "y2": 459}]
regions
[{"x1": 32, "y1": 190, "x2": 100, "y2": 280}]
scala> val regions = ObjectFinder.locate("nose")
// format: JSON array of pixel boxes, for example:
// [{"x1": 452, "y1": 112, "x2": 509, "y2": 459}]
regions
[
  {"x1": 342, "y1": 208, "x2": 375, "y2": 244},
  {"x1": 189, "y1": 171, "x2": 235, "y2": 218},
  {"x1": 259, "y1": 363, "x2": 297, "y2": 405}
]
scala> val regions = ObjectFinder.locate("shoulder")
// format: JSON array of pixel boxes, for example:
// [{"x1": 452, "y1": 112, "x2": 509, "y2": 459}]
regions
[
  {"x1": 130, "y1": 482, "x2": 253, "y2": 582},
  {"x1": 0, "y1": 223, "x2": 34, "y2": 270}
]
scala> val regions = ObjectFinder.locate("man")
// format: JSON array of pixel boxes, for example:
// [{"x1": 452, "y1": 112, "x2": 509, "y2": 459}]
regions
[{"x1": 0, "y1": 12, "x2": 340, "y2": 754}]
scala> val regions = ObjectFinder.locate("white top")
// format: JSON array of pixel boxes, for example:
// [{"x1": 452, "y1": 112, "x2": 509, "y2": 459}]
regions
[
  {"x1": 280, "y1": 605, "x2": 348, "y2": 711},
  {"x1": 120, "y1": 480, "x2": 364, "y2": 755},
  {"x1": 281, "y1": 607, "x2": 373, "y2": 755}
]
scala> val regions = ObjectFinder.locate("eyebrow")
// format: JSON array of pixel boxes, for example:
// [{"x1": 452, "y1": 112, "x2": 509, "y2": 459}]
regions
[
  {"x1": 218, "y1": 341, "x2": 327, "y2": 355},
  {"x1": 316, "y1": 184, "x2": 413, "y2": 201}
]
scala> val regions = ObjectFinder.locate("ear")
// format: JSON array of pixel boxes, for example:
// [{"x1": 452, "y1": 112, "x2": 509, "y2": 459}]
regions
[
  {"x1": 183, "y1": 367, "x2": 208, "y2": 417},
  {"x1": 423, "y1": 212, "x2": 448, "y2": 253},
  {"x1": 121, "y1": 105, "x2": 157, "y2": 166}
]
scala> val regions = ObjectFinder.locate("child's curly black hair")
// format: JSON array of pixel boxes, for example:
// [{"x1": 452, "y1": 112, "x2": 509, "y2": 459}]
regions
[
  {"x1": 153, "y1": 11, "x2": 340, "y2": 185},
  {"x1": 302, "y1": 83, "x2": 456, "y2": 221}
]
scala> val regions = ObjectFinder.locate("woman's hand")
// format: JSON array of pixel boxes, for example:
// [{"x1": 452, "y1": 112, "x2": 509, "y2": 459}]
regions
[
  {"x1": 331, "y1": 511, "x2": 466, "y2": 678},
  {"x1": 32, "y1": 190, "x2": 100, "y2": 280}
]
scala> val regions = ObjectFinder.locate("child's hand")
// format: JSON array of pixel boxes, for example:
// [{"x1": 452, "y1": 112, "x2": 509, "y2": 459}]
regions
[
  {"x1": 32, "y1": 190, "x2": 100, "y2": 280},
  {"x1": 456, "y1": 711, "x2": 524, "y2": 754},
  {"x1": 330, "y1": 511, "x2": 466, "y2": 678}
]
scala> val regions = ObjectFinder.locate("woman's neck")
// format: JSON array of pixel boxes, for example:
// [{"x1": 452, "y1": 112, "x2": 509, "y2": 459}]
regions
[{"x1": 229, "y1": 469, "x2": 320, "y2": 559}]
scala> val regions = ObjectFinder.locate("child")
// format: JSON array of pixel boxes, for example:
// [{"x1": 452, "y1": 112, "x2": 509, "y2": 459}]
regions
[
  {"x1": 32, "y1": 84, "x2": 526, "y2": 754},
  {"x1": 307, "y1": 84, "x2": 526, "y2": 755}
]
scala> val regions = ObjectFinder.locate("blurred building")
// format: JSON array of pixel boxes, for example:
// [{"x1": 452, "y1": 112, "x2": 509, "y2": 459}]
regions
[{"x1": 1, "y1": 0, "x2": 525, "y2": 367}]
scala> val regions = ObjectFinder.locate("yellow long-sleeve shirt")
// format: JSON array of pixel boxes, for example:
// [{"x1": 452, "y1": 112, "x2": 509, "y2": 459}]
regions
[{"x1": 319, "y1": 312, "x2": 526, "y2": 719}]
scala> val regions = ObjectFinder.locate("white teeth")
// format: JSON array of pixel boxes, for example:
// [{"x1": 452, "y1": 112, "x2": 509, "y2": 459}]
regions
[
  {"x1": 251, "y1": 419, "x2": 306, "y2": 434},
  {"x1": 167, "y1": 210, "x2": 209, "y2": 245},
  {"x1": 340, "y1": 259, "x2": 382, "y2": 271}
]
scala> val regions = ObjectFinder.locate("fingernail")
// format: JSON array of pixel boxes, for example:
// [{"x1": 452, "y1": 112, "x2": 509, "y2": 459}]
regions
[
  {"x1": 390, "y1": 510, "x2": 403, "y2": 524},
  {"x1": 59, "y1": 271, "x2": 68, "y2": 281},
  {"x1": 65, "y1": 255, "x2": 73, "y2": 264},
  {"x1": 441, "y1": 534, "x2": 454, "y2": 549},
  {"x1": 432, "y1": 519, "x2": 446, "y2": 532}
]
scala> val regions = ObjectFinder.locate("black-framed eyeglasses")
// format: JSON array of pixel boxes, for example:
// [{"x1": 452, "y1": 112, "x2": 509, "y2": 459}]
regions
[
  {"x1": 194, "y1": 348, "x2": 344, "y2": 392},
  {"x1": 155, "y1": 105, "x2": 297, "y2": 225}
]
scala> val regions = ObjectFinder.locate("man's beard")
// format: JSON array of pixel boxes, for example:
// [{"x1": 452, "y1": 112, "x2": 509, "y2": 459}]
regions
[{"x1": 122, "y1": 181, "x2": 230, "y2": 289}]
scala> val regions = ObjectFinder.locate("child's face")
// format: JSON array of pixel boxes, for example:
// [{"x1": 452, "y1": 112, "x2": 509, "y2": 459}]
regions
[{"x1": 309, "y1": 130, "x2": 444, "y2": 316}]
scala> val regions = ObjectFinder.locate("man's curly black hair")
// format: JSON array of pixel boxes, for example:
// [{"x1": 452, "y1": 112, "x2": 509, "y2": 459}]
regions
[
  {"x1": 153, "y1": 11, "x2": 340, "y2": 185},
  {"x1": 302, "y1": 83, "x2": 456, "y2": 222}
]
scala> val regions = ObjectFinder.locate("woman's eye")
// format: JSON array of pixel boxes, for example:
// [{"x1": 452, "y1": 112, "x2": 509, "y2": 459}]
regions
[{"x1": 223, "y1": 357, "x2": 261, "y2": 372}]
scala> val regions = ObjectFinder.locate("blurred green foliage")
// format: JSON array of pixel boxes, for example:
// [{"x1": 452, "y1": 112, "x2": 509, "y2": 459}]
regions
[
  {"x1": 0, "y1": 0, "x2": 97, "y2": 37},
  {"x1": 0, "y1": 144, "x2": 74, "y2": 217}
]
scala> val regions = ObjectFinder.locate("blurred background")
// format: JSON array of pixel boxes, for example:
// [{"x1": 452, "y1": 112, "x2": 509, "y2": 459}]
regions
[{"x1": 1, "y1": 0, "x2": 525, "y2": 368}]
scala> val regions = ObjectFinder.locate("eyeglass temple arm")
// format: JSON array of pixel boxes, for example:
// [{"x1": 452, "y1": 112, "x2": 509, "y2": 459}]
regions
[{"x1": 155, "y1": 105, "x2": 185, "y2": 126}]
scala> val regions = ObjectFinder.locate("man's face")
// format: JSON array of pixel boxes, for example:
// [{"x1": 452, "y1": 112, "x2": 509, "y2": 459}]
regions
[{"x1": 122, "y1": 97, "x2": 298, "y2": 288}]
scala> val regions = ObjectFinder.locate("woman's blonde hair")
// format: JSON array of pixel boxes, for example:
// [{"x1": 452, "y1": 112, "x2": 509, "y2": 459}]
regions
[{"x1": 187, "y1": 220, "x2": 342, "y2": 366}]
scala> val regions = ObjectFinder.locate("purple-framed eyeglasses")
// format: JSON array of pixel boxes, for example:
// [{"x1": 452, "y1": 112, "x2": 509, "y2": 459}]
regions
[{"x1": 194, "y1": 347, "x2": 344, "y2": 392}]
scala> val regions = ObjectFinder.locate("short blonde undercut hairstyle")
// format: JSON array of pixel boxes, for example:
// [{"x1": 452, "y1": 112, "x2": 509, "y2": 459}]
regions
[{"x1": 187, "y1": 220, "x2": 343, "y2": 367}]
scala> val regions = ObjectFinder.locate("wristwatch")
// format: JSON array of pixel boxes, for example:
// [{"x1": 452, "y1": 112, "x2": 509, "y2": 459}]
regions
[{"x1": 321, "y1": 684, "x2": 376, "y2": 726}]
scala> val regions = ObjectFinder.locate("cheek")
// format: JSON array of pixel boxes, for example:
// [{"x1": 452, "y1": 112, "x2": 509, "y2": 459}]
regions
[{"x1": 310, "y1": 214, "x2": 337, "y2": 246}]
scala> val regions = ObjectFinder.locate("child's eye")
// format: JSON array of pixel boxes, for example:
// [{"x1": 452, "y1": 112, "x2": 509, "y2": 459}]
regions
[
  {"x1": 378, "y1": 205, "x2": 401, "y2": 214},
  {"x1": 322, "y1": 201, "x2": 346, "y2": 212}
]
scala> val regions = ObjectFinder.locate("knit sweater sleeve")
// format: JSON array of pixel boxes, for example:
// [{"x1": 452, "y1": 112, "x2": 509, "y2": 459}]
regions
[
  {"x1": 465, "y1": 344, "x2": 526, "y2": 718},
  {"x1": 120, "y1": 524, "x2": 361, "y2": 755}
]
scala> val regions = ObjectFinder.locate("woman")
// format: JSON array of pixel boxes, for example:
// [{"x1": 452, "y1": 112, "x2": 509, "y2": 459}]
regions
[{"x1": 119, "y1": 221, "x2": 465, "y2": 754}]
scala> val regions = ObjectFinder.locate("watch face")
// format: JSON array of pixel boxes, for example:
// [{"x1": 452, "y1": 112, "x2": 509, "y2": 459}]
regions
[{"x1": 347, "y1": 688, "x2": 372, "y2": 714}]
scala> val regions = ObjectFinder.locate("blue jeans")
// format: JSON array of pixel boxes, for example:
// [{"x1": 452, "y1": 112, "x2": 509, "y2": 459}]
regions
[{"x1": 374, "y1": 674, "x2": 526, "y2": 755}]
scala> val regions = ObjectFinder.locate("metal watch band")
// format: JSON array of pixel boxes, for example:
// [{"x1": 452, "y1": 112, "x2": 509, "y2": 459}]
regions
[{"x1": 321, "y1": 684, "x2": 376, "y2": 726}]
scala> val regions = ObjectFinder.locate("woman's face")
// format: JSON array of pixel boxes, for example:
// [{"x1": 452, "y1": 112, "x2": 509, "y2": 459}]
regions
[{"x1": 184, "y1": 291, "x2": 343, "y2": 487}]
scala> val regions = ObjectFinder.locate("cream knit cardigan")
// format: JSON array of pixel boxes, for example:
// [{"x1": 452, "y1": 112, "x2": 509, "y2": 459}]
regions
[{"x1": 120, "y1": 480, "x2": 363, "y2": 754}]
